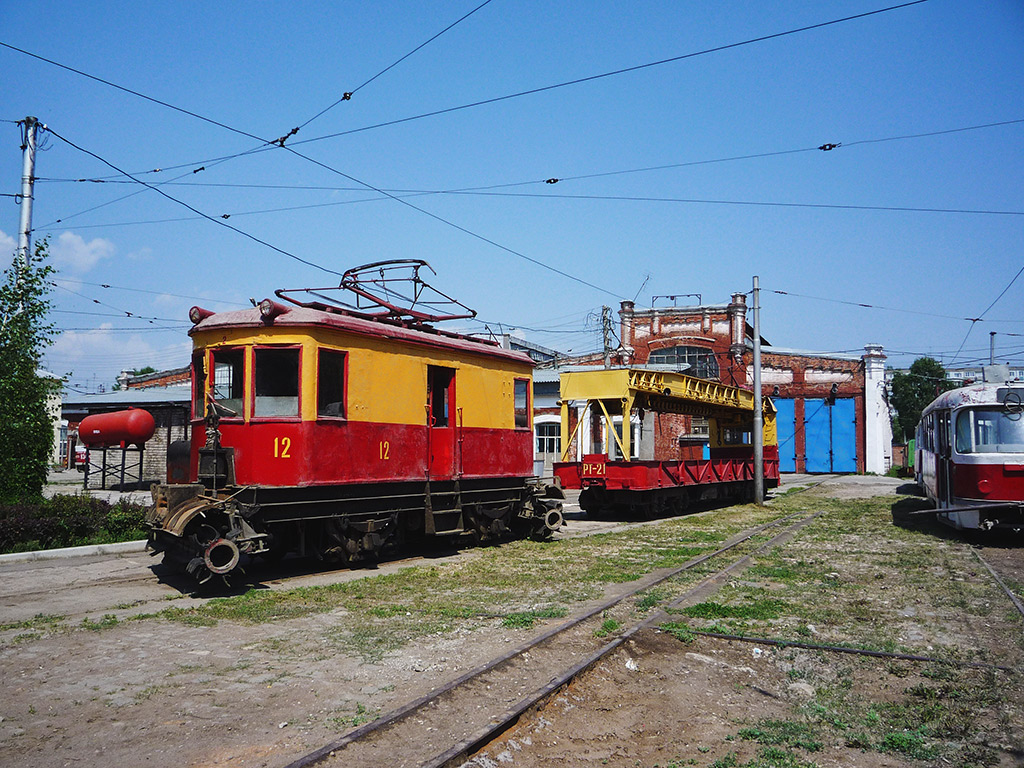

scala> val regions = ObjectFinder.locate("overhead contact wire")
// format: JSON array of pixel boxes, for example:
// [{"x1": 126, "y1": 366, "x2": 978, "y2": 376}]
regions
[
  {"x1": 45, "y1": 127, "x2": 346, "y2": 278},
  {"x1": 289, "y1": 0, "x2": 933, "y2": 146}
]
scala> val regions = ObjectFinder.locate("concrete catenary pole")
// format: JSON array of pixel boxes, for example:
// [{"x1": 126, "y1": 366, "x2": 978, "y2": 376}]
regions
[
  {"x1": 752, "y1": 275, "x2": 764, "y2": 505},
  {"x1": 990, "y1": 331, "x2": 996, "y2": 366},
  {"x1": 17, "y1": 116, "x2": 39, "y2": 268}
]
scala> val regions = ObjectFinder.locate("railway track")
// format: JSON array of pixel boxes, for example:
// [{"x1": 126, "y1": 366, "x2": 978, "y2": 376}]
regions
[{"x1": 282, "y1": 510, "x2": 821, "y2": 768}]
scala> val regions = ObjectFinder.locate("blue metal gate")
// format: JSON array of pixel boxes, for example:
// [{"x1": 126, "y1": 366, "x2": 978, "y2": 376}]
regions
[
  {"x1": 774, "y1": 398, "x2": 796, "y2": 472},
  {"x1": 805, "y1": 398, "x2": 856, "y2": 473}
]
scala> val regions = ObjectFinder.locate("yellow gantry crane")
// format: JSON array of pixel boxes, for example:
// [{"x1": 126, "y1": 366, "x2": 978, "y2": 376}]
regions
[{"x1": 558, "y1": 368, "x2": 776, "y2": 462}]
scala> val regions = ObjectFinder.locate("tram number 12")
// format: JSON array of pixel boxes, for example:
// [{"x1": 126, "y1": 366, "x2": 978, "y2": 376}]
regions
[
  {"x1": 273, "y1": 436, "x2": 292, "y2": 458},
  {"x1": 379, "y1": 441, "x2": 390, "y2": 460}
]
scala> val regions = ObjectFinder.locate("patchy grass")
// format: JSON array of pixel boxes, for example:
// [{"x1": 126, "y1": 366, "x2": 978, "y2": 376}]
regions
[
  {"x1": 594, "y1": 617, "x2": 621, "y2": 637},
  {"x1": 681, "y1": 599, "x2": 788, "y2": 621},
  {"x1": 636, "y1": 586, "x2": 671, "y2": 612},
  {"x1": 502, "y1": 606, "x2": 567, "y2": 629},
  {"x1": 80, "y1": 614, "x2": 118, "y2": 631},
  {"x1": 0, "y1": 613, "x2": 66, "y2": 632},
  {"x1": 737, "y1": 719, "x2": 822, "y2": 752},
  {"x1": 148, "y1": 502, "x2": 790, "y2": 649},
  {"x1": 329, "y1": 702, "x2": 378, "y2": 729}
]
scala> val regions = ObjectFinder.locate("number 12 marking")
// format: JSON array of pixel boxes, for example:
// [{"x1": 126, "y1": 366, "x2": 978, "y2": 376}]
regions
[
  {"x1": 273, "y1": 436, "x2": 291, "y2": 458},
  {"x1": 379, "y1": 440, "x2": 390, "y2": 460}
]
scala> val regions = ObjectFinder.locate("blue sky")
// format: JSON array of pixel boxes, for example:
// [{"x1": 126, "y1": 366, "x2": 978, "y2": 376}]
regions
[{"x1": 2, "y1": 0, "x2": 1022, "y2": 391}]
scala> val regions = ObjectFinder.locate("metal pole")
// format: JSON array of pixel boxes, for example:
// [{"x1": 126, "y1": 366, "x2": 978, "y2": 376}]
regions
[
  {"x1": 990, "y1": 332, "x2": 996, "y2": 366},
  {"x1": 752, "y1": 276, "x2": 764, "y2": 505},
  {"x1": 601, "y1": 306, "x2": 612, "y2": 369},
  {"x1": 17, "y1": 117, "x2": 38, "y2": 267}
]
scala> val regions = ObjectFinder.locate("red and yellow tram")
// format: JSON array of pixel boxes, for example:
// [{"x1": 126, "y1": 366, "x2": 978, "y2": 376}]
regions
[{"x1": 147, "y1": 262, "x2": 562, "y2": 583}]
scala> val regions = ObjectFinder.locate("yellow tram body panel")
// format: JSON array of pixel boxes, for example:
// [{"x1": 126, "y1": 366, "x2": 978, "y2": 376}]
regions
[{"x1": 190, "y1": 325, "x2": 533, "y2": 430}]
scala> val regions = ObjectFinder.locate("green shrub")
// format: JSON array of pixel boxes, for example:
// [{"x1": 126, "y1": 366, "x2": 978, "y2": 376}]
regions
[{"x1": 0, "y1": 495, "x2": 148, "y2": 553}]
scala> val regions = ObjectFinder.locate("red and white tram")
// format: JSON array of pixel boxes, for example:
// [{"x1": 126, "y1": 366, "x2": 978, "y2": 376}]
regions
[{"x1": 915, "y1": 381, "x2": 1024, "y2": 531}]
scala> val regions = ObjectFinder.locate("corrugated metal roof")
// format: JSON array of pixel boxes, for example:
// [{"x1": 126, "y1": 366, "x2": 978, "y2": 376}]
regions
[{"x1": 63, "y1": 385, "x2": 190, "y2": 408}]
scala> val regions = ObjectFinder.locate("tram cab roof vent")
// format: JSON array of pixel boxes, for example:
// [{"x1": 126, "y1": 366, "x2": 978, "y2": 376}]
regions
[{"x1": 983, "y1": 364, "x2": 1011, "y2": 384}]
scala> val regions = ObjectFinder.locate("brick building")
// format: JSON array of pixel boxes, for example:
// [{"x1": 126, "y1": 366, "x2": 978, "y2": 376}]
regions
[{"x1": 533, "y1": 295, "x2": 891, "y2": 476}]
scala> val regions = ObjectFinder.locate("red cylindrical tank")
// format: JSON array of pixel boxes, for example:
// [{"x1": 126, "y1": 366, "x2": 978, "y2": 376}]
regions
[{"x1": 79, "y1": 409, "x2": 156, "y2": 447}]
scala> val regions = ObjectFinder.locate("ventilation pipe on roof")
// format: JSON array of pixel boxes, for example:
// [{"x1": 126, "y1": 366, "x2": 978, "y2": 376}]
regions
[
  {"x1": 619, "y1": 300, "x2": 634, "y2": 364},
  {"x1": 728, "y1": 292, "x2": 747, "y2": 362}
]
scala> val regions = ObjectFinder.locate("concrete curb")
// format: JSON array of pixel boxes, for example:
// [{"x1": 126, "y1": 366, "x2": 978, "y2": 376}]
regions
[{"x1": 0, "y1": 539, "x2": 148, "y2": 564}]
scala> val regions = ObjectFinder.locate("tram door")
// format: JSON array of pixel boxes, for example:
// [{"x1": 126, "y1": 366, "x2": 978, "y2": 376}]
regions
[
  {"x1": 935, "y1": 410, "x2": 952, "y2": 504},
  {"x1": 427, "y1": 366, "x2": 456, "y2": 479}
]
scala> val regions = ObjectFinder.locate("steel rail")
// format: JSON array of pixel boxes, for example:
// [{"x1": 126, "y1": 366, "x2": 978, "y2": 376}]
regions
[
  {"x1": 971, "y1": 546, "x2": 1024, "y2": 621},
  {"x1": 282, "y1": 509, "x2": 818, "y2": 768}
]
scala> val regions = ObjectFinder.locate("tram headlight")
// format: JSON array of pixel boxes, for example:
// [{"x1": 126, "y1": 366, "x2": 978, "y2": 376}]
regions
[{"x1": 189, "y1": 306, "x2": 214, "y2": 324}]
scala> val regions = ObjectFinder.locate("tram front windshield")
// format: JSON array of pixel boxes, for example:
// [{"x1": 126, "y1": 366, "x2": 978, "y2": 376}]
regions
[{"x1": 955, "y1": 407, "x2": 1024, "y2": 454}]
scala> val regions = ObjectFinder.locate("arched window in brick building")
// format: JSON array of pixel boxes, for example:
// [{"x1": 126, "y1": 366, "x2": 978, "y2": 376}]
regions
[{"x1": 648, "y1": 346, "x2": 719, "y2": 379}]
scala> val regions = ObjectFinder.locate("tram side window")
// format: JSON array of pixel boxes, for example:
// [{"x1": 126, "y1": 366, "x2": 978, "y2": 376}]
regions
[
  {"x1": 317, "y1": 350, "x2": 346, "y2": 418},
  {"x1": 254, "y1": 348, "x2": 300, "y2": 418},
  {"x1": 211, "y1": 348, "x2": 244, "y2": 417},
  {"x1": 514, "y1": 378, "x2": 530, "y2": 429}
]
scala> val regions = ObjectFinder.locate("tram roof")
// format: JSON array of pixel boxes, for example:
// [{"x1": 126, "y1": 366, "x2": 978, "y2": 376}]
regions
[
  {"x1": 189, "y1": 306, "x2": 535, "y2": 367},
  {"x1": 924, "y1": 381, "x2": 1024, "y2": 413}
]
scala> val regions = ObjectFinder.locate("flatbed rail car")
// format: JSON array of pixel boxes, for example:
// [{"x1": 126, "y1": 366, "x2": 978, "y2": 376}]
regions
[
  {"x1": 146, "y1": 261, "x2": 563, "y2": 584},
  {"x1": 915, "y1": 379, "x2": 1024, "y2": 532},
  {"x1": 553, "y1": 368, "x2": 779, "y2": 517}
]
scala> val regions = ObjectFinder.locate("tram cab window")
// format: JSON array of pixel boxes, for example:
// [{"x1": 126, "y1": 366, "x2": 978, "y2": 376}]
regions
[
  {"x1": 210, "y1": 348, "x2": 244, "y2": 417},
  {"x1": 317, "y1": 350, "x2": 346, "y2": 418},
  {"x1": 254, "y1": 347, "x2": 300, "y2": 418},
  {"x1": 192, "y1": 351, "x2": 207, "y2": 420},
  {"x1": 956, "y1": 408, "x2": 1024, "y2": 454},
  {"x1": 514, "y1": 378, "x2": 530, "y2": 429}
]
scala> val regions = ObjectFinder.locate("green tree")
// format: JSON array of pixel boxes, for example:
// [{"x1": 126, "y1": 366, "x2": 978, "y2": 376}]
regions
[
  {"x1": 0, "y1": 240, "x2": 57, "y2": 503},
  {"x1": 889, "y1": 357, "x2": 956, "y2": 442}
]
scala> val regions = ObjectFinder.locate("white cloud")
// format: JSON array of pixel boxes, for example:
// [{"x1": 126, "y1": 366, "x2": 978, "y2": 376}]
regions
[
  {"x1": 126, "y1": 246, "x2": 153, "y2": 261},
  {"x1": 46, "y1": 327, "x2": 191, "y2": 388},
  {"x1": 0, "y1": 228, "x2": 16, "y2": 259},
  {"x1": 50, "y1": 232, "x2": 115, "y2": 273}
]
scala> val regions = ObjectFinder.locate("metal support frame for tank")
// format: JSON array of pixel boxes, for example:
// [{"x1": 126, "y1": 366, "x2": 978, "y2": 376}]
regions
[{"x1": 83, "y1": 444, "x2": 146, "y2": 491}]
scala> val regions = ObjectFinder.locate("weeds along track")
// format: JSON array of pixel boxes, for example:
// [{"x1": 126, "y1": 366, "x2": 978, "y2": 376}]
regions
[
  {"x1": 972, "y1": 547, "x2": 1024, "y2": 621},
  {"x1": 283, "y1": 510, "x2": 822, "y2": 768}
]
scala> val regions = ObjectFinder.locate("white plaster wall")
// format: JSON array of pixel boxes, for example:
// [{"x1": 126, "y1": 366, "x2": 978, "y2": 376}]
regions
[
  {"x1": 863, "y1": 346, "x2": 892, "y2": 473},
  {"x1": 804, "y1": 370, "x2": 854, "y2": 384},
  {"x1": 746, "y1": 365, "x2": 794, "y2": 384}
]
